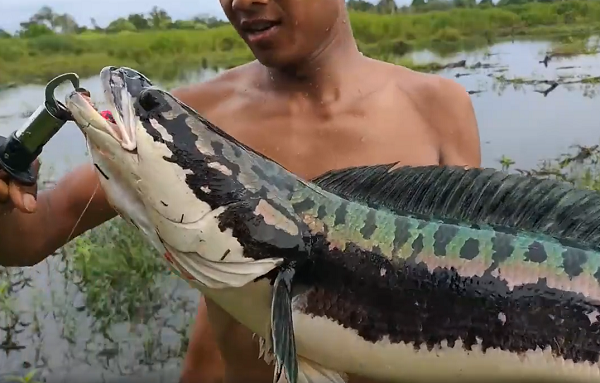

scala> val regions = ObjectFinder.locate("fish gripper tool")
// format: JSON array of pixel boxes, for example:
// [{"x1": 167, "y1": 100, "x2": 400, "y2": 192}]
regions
[{"x1": 0, "y1": 72, "x2": 85, "y2": 186}]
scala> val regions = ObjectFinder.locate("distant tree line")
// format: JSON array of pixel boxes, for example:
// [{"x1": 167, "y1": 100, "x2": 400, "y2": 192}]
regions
[
  {"x1": 0, "y1": 0, "x2": 589, "y2": 38},
  {"x1": 347, "y1": 0, "x2": 574, "y2": 13},
  {"x1": 0, "y1": 6, "x2": 227, "y2": 38}
]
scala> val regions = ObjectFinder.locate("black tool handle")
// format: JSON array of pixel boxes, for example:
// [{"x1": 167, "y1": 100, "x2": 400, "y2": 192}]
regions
[{"x1": 0, "y1": 135, "x2": 37, "y2": 186}]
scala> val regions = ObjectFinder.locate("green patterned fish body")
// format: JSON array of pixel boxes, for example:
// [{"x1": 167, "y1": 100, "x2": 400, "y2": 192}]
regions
[{"x1": 65, "y1": 66, "x2": 600, "y2": 383}]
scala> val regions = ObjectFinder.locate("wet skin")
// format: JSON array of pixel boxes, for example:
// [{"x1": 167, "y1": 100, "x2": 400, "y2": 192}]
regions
[{"x1": 0, "y1": 0, "x2": 481, "y2": 382}]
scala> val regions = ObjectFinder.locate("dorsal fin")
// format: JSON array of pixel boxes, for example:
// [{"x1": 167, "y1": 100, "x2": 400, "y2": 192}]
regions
[{"x1": 311, "y1": 164, "x2": 600, "y2": 250}]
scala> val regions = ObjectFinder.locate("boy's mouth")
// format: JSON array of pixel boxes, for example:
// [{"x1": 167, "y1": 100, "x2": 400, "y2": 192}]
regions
[{"x1": 240, "y1": 19, "x2": 282, "y2": 44}]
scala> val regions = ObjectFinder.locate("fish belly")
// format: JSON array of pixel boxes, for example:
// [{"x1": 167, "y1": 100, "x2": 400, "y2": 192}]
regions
[
  {"x1": 189, "y1": 277, "x2": 600, "y2": 382},
  {"x1": 292, "y1": 310, "x2": 600, "y2": 383}
]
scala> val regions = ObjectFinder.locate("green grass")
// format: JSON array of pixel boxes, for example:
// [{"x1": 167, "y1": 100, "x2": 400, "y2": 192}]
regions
[
  {"x1": 2, "y1": 0, "x2": 600, "y2": 85},
  {"x1": 62, "y1": 217, "x2": 169, "y2": 333}
]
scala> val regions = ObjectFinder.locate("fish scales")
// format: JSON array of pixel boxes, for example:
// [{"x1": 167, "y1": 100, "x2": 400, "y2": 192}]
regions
[
  {"x1": 290, "y1": 189, "x2": 590, "y2": 285},
  {"x1": 67, "y1": 67, "x2": 600, "y2": 383},
  {"x1": 290, "y1": 194, "x2": 600, "y2": 362},
  {"x1": 290, "y1": 185, "x2": 600, "y2": 370}
]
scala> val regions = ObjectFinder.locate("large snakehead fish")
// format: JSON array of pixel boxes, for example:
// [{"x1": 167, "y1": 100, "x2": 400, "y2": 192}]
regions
[{"x1": 65, "y1": 66, "x2": 600, "y2": 383}]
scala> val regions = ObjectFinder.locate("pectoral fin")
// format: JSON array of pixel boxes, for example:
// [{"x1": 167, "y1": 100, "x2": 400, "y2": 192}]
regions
[
  {"x1": 271, "y1": 265, "x2": 298, "y2": 383},
  {"x1": 269, "y1": 266, "x2": 347, "y2": 383}
]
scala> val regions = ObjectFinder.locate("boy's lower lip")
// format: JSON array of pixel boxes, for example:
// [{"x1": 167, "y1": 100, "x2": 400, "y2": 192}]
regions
[{"x1": 245, "y1": 25, "x2": 280, "y2": 44}]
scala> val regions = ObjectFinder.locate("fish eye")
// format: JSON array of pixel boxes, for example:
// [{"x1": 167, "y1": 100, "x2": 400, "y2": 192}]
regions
[{"x1": 138, "y1": 89, "x2": 161, "y2": 111}]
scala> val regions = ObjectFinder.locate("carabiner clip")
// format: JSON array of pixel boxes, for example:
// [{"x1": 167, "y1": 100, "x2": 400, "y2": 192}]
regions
[{"x1": 44, "y1": 72, "x2": 80, "y2": 120}]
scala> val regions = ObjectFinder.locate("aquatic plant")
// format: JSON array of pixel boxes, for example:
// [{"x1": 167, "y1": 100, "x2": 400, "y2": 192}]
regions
[{"x1": 61, "y1": 217, "x2": 169, "y2": 333}]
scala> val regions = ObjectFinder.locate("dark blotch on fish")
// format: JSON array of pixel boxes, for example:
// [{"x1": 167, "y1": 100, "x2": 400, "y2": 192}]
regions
[
  {"x1": 524, "y1": 241, "x2": 547, "y2": 263},
  {"x1": 292, "y1": 198, "x2": 316, "y2": 214},
  {"x1": 491, "y1": 233, "x2": 514, "y2": 264},
  {"x1": 409, "y1": 234, "x2": 424, "y2": 262},
  {"x1": 232, "y1": 144, "x2": 242, "y2": 157},
  {"x1": 460, "y1": 238, "x2": 480, "y2": 260},
  {"x1": 317, "y1": 205, "x2": 328, "y2": 220},
  {"x1": 562, "y1": 248, "x2": 588, "y2": 278},
  {"x1": 392, "y1": 218, "x2": 412, "y2": 255},
  {"x1": 211, "y1": 140, "x2": 224, "y2": 156},
  {"x1": 360, "y1": 210, "x2": 377, "y2": 240},
  {"x1": 433, "y1": 226, "x2": 460, "y2": 257},
  {"x1": 334, "y1": 203, "x2": 348, "y2": 226},
  {"x1": 251, "y1": 164, "x2": 283, "y2": 189}
]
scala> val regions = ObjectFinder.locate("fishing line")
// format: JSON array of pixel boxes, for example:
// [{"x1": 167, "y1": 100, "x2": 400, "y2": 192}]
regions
[{"x1": 65, "y1": 181, "x2": 99, "y2": 244}]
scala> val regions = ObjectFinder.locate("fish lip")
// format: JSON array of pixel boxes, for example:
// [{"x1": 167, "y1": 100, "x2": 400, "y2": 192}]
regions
[
  {"x1": 97, "y1": 66, "x2": 153, "y2": 151},
  {"x1": 65, "y1": 90, "x2": 127, "y2": 150}
]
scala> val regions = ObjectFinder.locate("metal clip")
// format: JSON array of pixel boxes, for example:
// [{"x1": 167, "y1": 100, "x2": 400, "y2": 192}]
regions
[
  {"x1": 0, "y1": 73, "x2": 81, "y2": 185},
  {"x1": 45, "y1": 72, "x2": 80, "y2": 122}
]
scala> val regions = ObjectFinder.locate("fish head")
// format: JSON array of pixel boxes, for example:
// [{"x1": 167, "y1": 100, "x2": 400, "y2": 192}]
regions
[
  {"x1": 65, "y1": 66, "x2": 146, "y2": 215},
  {"x1": 65, "y1": 66, "x2": 285, "y2": 290},
  {"x1": 64, "y1": 66, "x2": 170, "y2": 256}
]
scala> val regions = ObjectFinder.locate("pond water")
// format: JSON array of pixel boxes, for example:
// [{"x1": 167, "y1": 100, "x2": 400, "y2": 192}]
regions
[{"x1": 1, "y1": 39, "x2": 599, "y2": 382}]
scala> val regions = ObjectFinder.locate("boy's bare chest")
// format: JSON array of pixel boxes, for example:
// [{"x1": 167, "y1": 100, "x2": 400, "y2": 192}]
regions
[{"x1": 202, "y1": 96, "x2": 441, "y2": 180}]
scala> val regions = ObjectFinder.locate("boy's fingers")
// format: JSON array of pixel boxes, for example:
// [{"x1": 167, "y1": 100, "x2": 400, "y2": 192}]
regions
[{"x1": 8, "y1": 179, "x2": 37, "y2": 213}]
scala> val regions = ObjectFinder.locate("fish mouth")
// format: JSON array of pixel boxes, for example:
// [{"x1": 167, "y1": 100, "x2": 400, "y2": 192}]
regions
[{"x1": 65, "y1": 66, "x2": 153, "y2": 152}]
